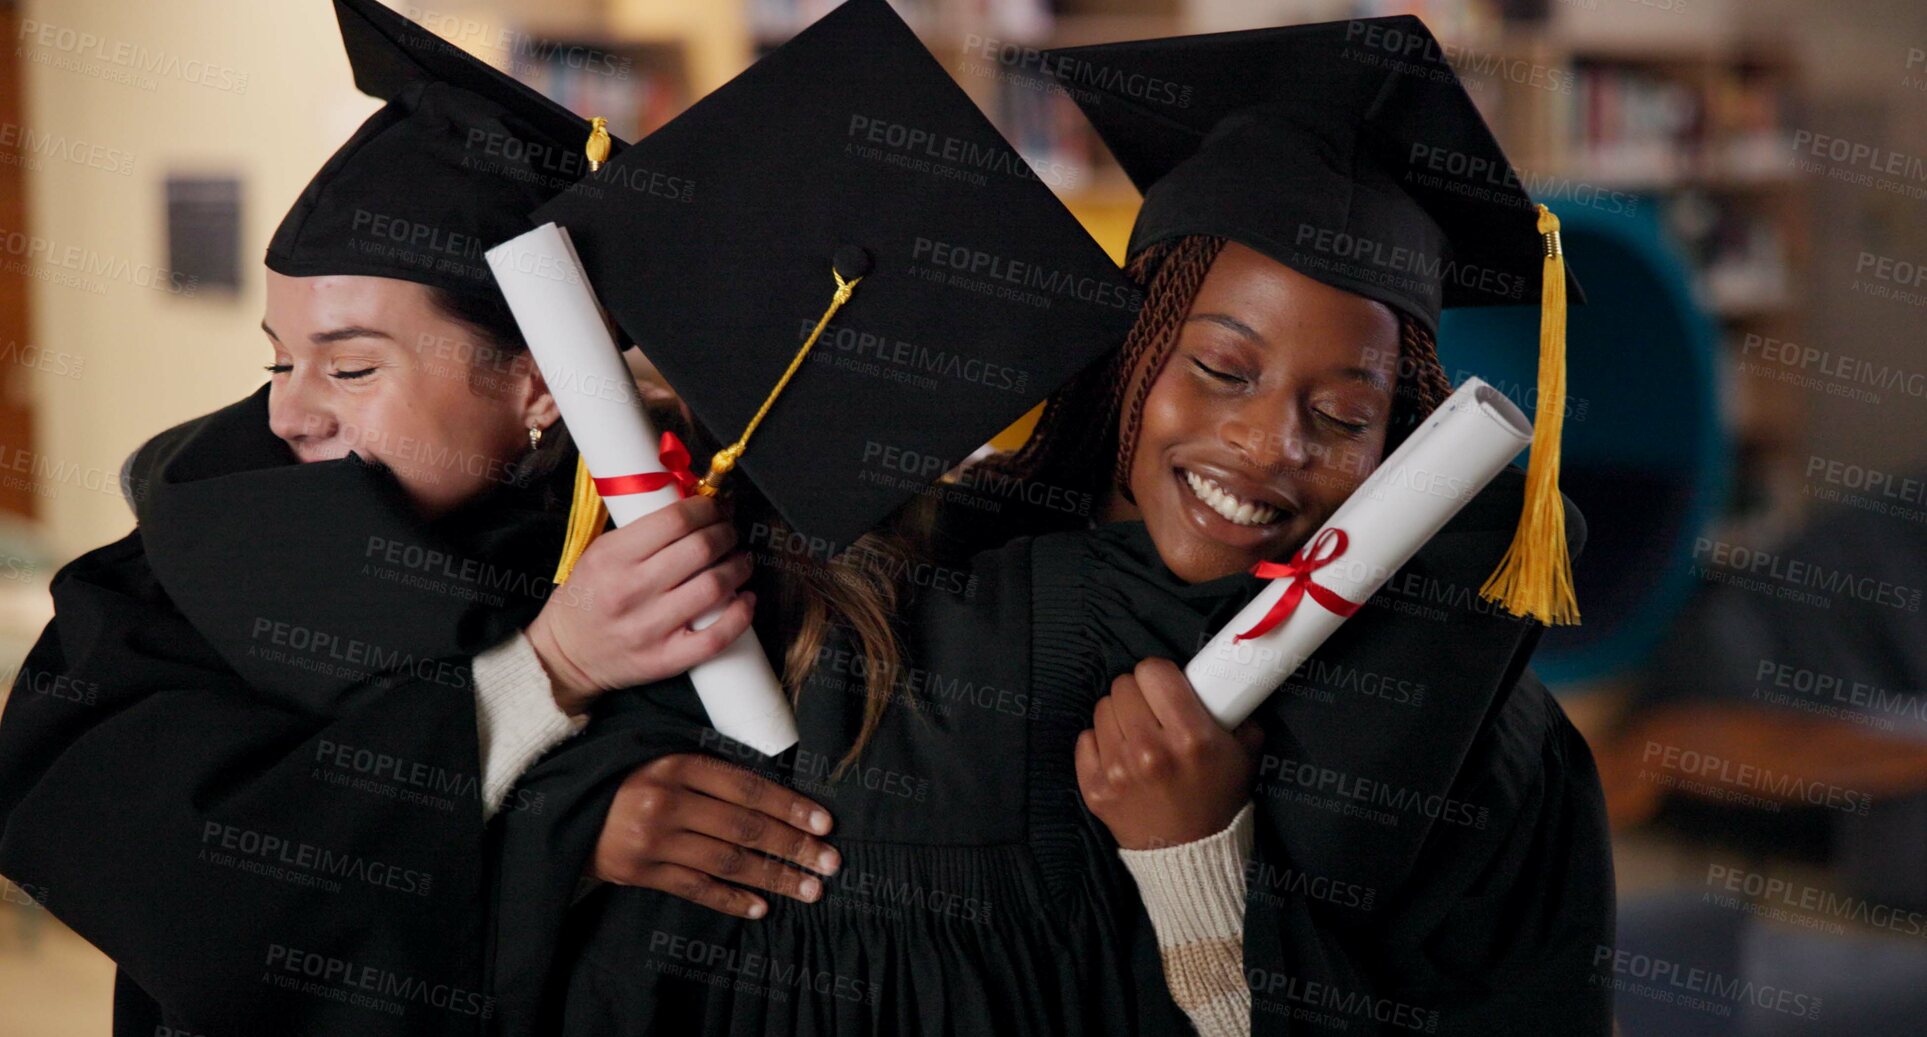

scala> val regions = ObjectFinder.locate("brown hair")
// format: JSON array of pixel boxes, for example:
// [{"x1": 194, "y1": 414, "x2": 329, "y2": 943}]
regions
[
  {"x1": 765, "y1": 500, "x2": 935, "y2": 783},
  {"x1": 635, "y1": 392, "x2": 932, "y2": 783}
]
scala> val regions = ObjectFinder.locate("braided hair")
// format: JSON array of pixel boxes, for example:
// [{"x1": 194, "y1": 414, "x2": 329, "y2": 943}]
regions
[{"x1": 986, "y1": 234, "x2": 1453, "y2": 533}]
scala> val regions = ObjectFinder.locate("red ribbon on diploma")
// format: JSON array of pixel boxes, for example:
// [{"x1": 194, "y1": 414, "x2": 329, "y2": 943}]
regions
[
  {"x1": 1232, "y1": 528, "x2": 1361, "y2": 642},
  {"x1": 591, "y1": 431, "x2": 700, "y2": 499}
]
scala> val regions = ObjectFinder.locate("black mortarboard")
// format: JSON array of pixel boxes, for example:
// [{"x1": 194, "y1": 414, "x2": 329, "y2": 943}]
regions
[
  {"x1": 534, "y1": 0, "x2": 1141, "y2": 553},
  {"x1": 1049, "y1": 15, "x2": 1583, "y2": 623},
  {"x1": 267, "y1": 0, "x2": 621, "y2": 297},
  {"x1": 1044, "y1": 14, "x2": 1580, "y2": 333}
]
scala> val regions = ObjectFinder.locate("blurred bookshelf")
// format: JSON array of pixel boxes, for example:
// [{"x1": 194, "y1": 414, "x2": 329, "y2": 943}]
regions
[
  {"x1": 512, "y1": 40, "x2": 690, "y2": 141},
  {"x1": 496, "y1": 0, "x2": 1806, "y2": 540},
  {"x1": 1470, "y1": 26, "x2": 1809, "y2": 547}
]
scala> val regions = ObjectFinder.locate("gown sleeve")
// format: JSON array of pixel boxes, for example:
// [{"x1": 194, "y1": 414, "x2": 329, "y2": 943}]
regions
[
  {"x1": 1242, "y1": 670, "x2": 1615, "y2": 1036},
  {"x1": 1372, "y1": 674, "x2": 1615, "y2": 1034},
  {"x1": 0, "y1": 532, "x2": 499, "y2": 1037},
  {"x1": 483, "y1": 672, "x2": 718, "y2": 1037}
]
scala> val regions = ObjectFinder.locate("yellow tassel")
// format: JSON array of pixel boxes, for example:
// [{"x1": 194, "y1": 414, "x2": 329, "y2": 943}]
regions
[
  {"x1": 553, "y1": 455, "x2": 610, "y2": 585},
  {"x1": 1478, "y1": 204, "x2": 1581, "y2": 625},
  {"x1": 696, "y1": 268, "x2": 863, "y2": 497},
  {"x1": 585, "y1": 116, "x2": 611, "y2": 173},
  {"x1": 550, "y1": 117, "x2": 619, "y2": 584}
]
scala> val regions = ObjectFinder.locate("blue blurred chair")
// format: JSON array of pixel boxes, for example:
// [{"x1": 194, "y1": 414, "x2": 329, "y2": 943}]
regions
[{"x1": 1439, "y1": 199, "x2": 1730, "y2": 687}]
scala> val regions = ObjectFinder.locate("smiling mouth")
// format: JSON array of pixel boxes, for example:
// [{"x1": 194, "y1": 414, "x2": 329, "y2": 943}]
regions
[{"x1": 1180, "y1": 468, "x2": 1287, "y2": 527}]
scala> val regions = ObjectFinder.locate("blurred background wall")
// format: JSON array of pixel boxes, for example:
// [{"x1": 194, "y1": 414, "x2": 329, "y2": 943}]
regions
[{"x1": 1, "y1": 1, "x2": 1923, "y2": 1033}]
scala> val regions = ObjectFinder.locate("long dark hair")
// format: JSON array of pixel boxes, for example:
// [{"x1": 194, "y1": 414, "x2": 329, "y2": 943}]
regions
[{"x1": 633, "y1": 389, "x2": 936, "y2": 783}]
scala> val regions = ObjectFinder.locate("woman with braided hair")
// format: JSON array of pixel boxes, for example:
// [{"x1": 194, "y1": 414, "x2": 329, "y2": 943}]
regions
[
  {"x1": 962, "y1": 230, "x2": 1610, "y2": 1037},
  {"x1": 489, "y1": 15, "x2": 1613, "y2": 1037},
  {"x1": 488, "y1": 229, "x2": 1610, "y2": 1037}
]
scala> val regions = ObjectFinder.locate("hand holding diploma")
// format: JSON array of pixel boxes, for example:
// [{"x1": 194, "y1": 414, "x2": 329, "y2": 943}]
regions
[
  {"x1": 1075, "y1": 659, "x2": 1266, "y2": 850},
  {"x1": 487, "y1": 223, "x2": 800, "y2": 756},
  {"x1": 522, "y1": 495, "x2": 758, "y2": 715},
  {"x1": 1184, "y1": 378, "x2": 1536, "y2": 730}
]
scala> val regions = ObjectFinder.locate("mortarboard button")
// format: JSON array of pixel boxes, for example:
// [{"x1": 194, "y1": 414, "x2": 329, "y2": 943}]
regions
[{"x1": 833, "y1": 246, "x2": 874, "y2": 282}]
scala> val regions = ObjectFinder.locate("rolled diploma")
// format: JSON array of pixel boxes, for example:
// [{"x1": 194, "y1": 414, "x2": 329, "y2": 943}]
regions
[
  {"x1": 1184, "y1": 377, "x2": 1534, "y2": 729},
  {"x1": 485, "y1": 222, "x2": 799, "y2": 756}
]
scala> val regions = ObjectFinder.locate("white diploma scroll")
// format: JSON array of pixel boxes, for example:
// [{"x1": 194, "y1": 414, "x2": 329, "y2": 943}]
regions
[
  {"x1": 486, "y1": 222, "x2": 799, "y2": 756},
  {"x1": 1184, "y1": 378, "x2": 1535, "y2": 729}
]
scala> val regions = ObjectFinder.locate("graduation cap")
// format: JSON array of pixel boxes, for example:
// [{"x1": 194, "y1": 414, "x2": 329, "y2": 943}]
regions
[
  {"x1": 1046, "y1": 15, "x2": 1582, "y2": 625},
  {"x1": 533, "y1": 0, "x2": 1141, "y2": 559},
  {"x1": 267, "y1": 0, "x2": 620, "y2": 297}
]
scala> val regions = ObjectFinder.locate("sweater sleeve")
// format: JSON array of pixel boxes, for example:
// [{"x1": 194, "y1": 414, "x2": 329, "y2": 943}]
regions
[
  {"x1": 1117, "y1": 801, "x2": 1255, "y2": 1037},
  {"x1": 472, "y1": 630, "x2": 588, "y2": 821}
]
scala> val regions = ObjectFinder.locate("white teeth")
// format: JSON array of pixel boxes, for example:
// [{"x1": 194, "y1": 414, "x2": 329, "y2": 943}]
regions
[{"x1": 1182, "y1": 470, "x2": 1281, "y2": 527}]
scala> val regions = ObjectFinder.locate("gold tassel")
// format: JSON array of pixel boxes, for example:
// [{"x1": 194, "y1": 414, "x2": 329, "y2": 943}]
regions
[
  {"x1": 696, "y1": 267, "x2": 863, "y2": 497},
  {"x1": 1478, "y1": 204, "x2": 1581, "y2": 625},
  {"x1": 550, "y1": 115, "x2": 617, "y2": 585},
  {"x1": 553, "y1": 455, "x2": 610, "y2": 585},
  {"x1": 585, "y1": 116, "x2": 611, "y2": 172}
]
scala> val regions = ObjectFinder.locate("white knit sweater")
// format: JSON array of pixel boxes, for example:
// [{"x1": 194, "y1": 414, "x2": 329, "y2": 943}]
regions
[
  {"x1": 1119, "y1": 803, "x2": 1255, "y2": 1037},
  {"x1": 470, "y1": 630, "x2": 587, "y2": 820}
]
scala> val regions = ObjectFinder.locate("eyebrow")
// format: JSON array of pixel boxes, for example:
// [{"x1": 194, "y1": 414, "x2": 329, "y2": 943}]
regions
[
  {"x1": 1184, "y1": 312, "x2": 1263, "y2": 343},
  {"x1": 1337, "y1": 365, "x2": 1393, "y2": 394},
  {"x1": 260, "y1": 320, "x2": 394, "y2": 345}
]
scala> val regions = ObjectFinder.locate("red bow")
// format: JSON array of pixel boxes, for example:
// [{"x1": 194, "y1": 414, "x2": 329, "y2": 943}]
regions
[
  {"x1": 1232, "y1": 528, "x2": 1361, "y2": 642},
  {"x1": 592, "y1": 431, "x2": 699, "y2": 499}
]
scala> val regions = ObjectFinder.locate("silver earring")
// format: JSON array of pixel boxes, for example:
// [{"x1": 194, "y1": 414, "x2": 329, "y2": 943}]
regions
[{"x1": 528, "y1": 424, "x2": 543, "y2": 451}]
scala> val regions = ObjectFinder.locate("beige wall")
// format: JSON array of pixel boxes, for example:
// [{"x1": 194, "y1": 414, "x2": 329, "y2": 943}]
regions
[{"x1": 20, "y1": 0, "x2": 379, "y2": 559}]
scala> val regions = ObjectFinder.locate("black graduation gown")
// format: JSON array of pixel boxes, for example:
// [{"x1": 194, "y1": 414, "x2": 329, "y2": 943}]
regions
[
  {"x1": 487, "y1": 466, "x2": 1614, "y2": 1036},
  {"x1": 0, "y1": 383, "x2": 568, "y2": 1037}
]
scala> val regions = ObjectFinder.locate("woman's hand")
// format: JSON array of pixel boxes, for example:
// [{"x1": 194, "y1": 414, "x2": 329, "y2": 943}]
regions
[
  {"x1": 1075, "y1": 658, "x2": 1265, "y2": 850},
  {"x1": 590, "y1": 753, "x2": 841, "y2": 920},
  {"x1": 524, "y1": 496, "x2": 756, "y2": 715}
]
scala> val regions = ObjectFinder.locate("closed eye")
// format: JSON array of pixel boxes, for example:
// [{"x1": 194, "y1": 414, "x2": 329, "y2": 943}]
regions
[
  {"x1": 1190, "y1": 357, "x2": 1246, "y2": 385},
  {"x1": 263, "y1": 364, "x2": 377, "y2": 379},
  {"x1": 1317, "y1": 411, "x2": 1370, "y2": 434}
]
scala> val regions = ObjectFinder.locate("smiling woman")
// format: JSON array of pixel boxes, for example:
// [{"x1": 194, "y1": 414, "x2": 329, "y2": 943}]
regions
[
  {"x1": 1114, "y1": 239, "x2": 1421, "y2": 582},
  {"x1": 973, "y1": 234, "x2": 1454, "y2": 565},
  {"x1": 259, "y1": 272, "x2": 561, "y2": 518}
]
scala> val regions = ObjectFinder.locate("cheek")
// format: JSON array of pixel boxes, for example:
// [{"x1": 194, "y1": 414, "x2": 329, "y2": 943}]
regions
[
  {"x1": 334, "y1": 389, "x2": 410, "y2": 462},
  {"x1": 1307, "y1": 430, "x2": 1389, "y2": 514},
  {"x1": 411, "y1": 366, "x2": 520, "y2": 451},
  {"x1": 1132, "y1": 369, "x2": 1197, "y2": 463},
  {"x1": 1127, "y1": 373, "x2": 1189, "y2": 493},
  {"x1": 354, "y1": 368, "x2": 495, "y2": 460}
]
